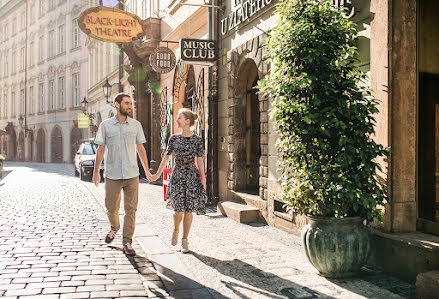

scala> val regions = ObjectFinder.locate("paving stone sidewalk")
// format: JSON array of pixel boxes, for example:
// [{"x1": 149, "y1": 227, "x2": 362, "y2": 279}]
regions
[
  {"x1": 86, "y1": 175, "x2": 416, "y2": 299},
  {"x1": 0, "y1": 162, "x2": 169, "y2": 299}
]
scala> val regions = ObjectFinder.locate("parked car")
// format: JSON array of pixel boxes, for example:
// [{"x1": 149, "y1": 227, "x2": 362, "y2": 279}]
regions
[{"x1": 74, "y1": 140, "x2": 104, "y2": 181}]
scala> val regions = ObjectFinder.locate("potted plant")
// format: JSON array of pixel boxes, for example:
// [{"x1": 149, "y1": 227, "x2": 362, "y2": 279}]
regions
[{"x1": 258, "y1": 0, "x2": 389, "y2": 278}]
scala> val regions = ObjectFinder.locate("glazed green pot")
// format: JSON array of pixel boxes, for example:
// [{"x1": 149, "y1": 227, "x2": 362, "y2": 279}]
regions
[{"x1": 301, "y1": 216, "x2": 370, "y2": 278}]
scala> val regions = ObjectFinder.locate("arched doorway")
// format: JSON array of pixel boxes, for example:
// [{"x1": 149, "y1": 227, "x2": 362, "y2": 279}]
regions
[
  {"x1": 172, "y1": 60, "x2": 196, "y2": 130},
  {"x1": 36, "y1": 128, "x2": 46, "y2": 162},
  {"x1": 51, "y1": 127, "x2": 63, "y2": 163},
  {"x1": 234, "y1": 59, "x2": 261, "y2": 194},
  {"x1": 27, "y1": 131, "x2": 33, "y2": 161},
  {"x1": 70, "y1": 127, "x2": 82, "y2": 162},
  {"x1": 7, "y1": 129, "x2": 17, "y2": 161},
  {"x1": 18, "y1": 131, "x2": 25, "y2": 161}
]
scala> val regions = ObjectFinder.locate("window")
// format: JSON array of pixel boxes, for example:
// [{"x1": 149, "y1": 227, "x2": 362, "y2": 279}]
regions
[
  {"x1": 29, "y1": 42, "x2": 34, "y2": 66},
  {"x1": 11, "y1": 92, "x2": 15, "y2": 116},
  {"x1": 58, "y1": 76, "x2": 65, "y2": 109},
  {"x1": 12, "y1": 17, "x2": 16, "y2": 35},
  {"x1": 21, "y1": 13, "x2": 25, "y2": 31},
  {"x1": 20, "y1": 47, "x2": 25, "y2": 71},
  {"x1": 58, "y1": 25, "x2": 65, "y2": 54},
  {"x1": 72, "y1": 19, "x2": 79, "y2": 48},
  {"x1": 3, "y1": 91, "x2": 7, "y2": 118},
  {"x1": 4, "y1": 52, "x2": 8, "y2": 76},
  {"x1": 29, "y1": 86, "x2": 34, "y2": 114},
  {"x1": 72, "y1": 73, "x2": 80, "y2": 107},
  {"x1": 48, "y1": 80, "x2": 55, "y2": 110},
  {"x1": 48, "y1": 30, "x2": 55, "y2": 58},
  {"x1": 39, "y1": 36, "x2": 44, "y2": 62},
  {"x1": 11, "y1": 52, "x2": 16, "y2": 74},
  {"x1": 4, "y1": 24, "x2": 8, "y2": 41},
  {"x1": 30, "y1": 4, "x2": 35, "y2": 23},
  {"x1": 49, "y1": 0, "x2": 56, "y2": 10},
  {"x1": 20, "y1": 89, "x2": 25, "y2": 115},
  {"x1": 39, "y1": 0, "x2": 44, "y2": 17},
  {"x1": 38, "y1": 83, "x2": 44, "y2": 112}
]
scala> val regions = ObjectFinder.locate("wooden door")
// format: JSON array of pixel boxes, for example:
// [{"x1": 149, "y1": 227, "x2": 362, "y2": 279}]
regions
[
  {"x1": 418, "y1": 73, "x2": 439, "y2": 234},
  {"x1": 51, "y1": 127, "x2": 63, "y2": 163}
]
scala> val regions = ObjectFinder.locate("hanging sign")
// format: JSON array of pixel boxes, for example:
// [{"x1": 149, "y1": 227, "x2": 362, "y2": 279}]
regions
[
  {"x1": 181, "y1": 39, "x2": 217, "y2": 62},
  {"x1": 78, "y1": 114, "x2": 90, "y2": 128},
  {"x1": 78, "y1": 6, "x2": 146, "y2": 43},
  {"x1": 149, "y1": 47, "x2": 176, "y2": 74}
]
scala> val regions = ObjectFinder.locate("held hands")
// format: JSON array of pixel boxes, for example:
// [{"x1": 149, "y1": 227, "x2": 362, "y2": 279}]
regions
[
  {"x1": 145, "y1": 171, "x2": 153, "y2": 182},
  {"x1": 150, "y1": 173, "x2": 161, "y2": 182}
]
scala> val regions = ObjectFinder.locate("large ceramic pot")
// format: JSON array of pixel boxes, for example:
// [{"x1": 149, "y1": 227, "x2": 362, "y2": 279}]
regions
[{"x1": 301, "y1": 216, "x2": 370, "y2": 278}]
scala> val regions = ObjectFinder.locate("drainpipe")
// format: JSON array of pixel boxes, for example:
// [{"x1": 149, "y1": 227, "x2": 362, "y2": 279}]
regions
[
  {"x1": 24, "y1": 0, "x2": 28, "y2": 161},
  {"x1": 208, "y1": 0, "x2": 219, "y2": 204}
]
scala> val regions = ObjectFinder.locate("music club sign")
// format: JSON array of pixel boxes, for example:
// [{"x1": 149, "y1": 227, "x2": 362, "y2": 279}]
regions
[
  {"x1": 78, "y1": 6, "x2": 146, "y2": 43},
  {"x1": 180, "y1": 39, "x2": 217, "y2": 62}
]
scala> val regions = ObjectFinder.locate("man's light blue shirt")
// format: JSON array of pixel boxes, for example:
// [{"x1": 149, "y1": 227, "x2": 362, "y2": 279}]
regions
[{"x1": 95, "y1": 117, "x2": 146, "y2": 180}]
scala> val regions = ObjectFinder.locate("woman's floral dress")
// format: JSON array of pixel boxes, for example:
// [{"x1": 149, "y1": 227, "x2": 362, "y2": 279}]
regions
[{"x1": 165, "y1": 134, "x2": 207, "y2": 215}]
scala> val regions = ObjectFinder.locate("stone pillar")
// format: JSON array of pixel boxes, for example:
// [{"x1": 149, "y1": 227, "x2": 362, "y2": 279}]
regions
[{"x1": 387, "y1": 0, "x2": 417, "y2": 232}]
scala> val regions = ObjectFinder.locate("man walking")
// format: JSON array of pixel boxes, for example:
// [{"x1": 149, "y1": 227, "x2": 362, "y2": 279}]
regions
[{"x1": 93, "y1": 93, "x2": 152, "y2": 255}]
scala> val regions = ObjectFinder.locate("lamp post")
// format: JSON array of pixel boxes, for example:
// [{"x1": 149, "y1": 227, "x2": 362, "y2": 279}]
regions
[
  {"x1": 18, "y1": 114, "x2": 24, "y2": 127},
  {"x1": 81, "y1": 97, "x2": 88, "y2": 114},
  {"x1": 80, "y1": 97, "x2": 96, "y2": 137},
  {"x1": 102, "y1": 79, "x2": 113, "y2": 105}
]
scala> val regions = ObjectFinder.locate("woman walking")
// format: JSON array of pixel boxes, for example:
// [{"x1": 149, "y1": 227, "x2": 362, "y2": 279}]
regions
[{"x1": 151, "y1": 108, "x2": 207, "y2": 253}]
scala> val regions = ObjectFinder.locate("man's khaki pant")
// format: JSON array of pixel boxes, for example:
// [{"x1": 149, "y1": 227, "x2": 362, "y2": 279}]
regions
[{"x1": 105, "y1": 177, "x2": 139, "y2": 244}]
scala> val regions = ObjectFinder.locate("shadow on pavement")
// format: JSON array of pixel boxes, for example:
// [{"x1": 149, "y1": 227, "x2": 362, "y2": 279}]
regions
[
  {"x1": 126, "y1": 253, "x2": 219, "y2": 298},
  {"x1": 328, "y1": 266, "x2": 416, "y2": 299},
  {"x1": 191, "y1": 252, "x2": 336, "y2": 299}
]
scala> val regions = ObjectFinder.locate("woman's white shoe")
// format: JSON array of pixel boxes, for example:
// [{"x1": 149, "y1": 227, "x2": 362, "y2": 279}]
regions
[{"x1": 181, "y1": 238, "x2": 190, "y2": 253}]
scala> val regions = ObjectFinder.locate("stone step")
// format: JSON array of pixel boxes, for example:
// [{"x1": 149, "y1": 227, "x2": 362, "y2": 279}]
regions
[
  {"x1": 416, "y1": 271, "x2": 439, "y2": 299},
  {"x1": 369, "y1": 230, "x2": 439, "y2": 281},
  {"x1": 217, "y1": 200, "x2": 259, "y2": 223}
]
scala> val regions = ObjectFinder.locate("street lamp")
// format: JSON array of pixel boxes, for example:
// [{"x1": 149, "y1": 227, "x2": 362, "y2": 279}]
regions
[
  {"x1": 81, "y1": 97, "x2": 88, "y2": 114},
  {"x1": 102, "y1": 79, "x2": 112, "y2": 105},
  {"x1": 18, "y1": 114, "x2": 24, "y2": 127}
]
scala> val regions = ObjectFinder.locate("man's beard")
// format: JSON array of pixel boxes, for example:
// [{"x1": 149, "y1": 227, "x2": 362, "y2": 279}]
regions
[{"x1": 119, "y1": 107, "x2": 132, "y2": 117}]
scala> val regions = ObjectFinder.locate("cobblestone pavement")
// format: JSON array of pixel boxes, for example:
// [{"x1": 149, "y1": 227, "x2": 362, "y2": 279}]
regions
[
  {"x1": 86, "y1": 171, "x2": 416, "y2": 298},
  {"x1": 0, "y1": 162, "x2": 169, "y2": 299},
  {"x1": 0, "y1": 162, "x2": 415, "y2": 299}
]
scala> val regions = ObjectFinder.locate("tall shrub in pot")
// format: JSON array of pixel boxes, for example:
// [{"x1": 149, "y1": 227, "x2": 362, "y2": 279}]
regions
[{"x1": 258, "y1": 0, "x2": 389, "y2": 278}]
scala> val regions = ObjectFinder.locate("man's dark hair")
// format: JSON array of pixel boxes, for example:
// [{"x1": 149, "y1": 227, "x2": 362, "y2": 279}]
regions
[{"x1": 114, "y1": 93, "x2": 131, "y2": 104}]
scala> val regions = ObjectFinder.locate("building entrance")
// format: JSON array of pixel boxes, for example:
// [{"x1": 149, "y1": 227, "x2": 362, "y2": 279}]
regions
[{"x1": 418, "y1": 0, "x2": 439, "y2": 234}]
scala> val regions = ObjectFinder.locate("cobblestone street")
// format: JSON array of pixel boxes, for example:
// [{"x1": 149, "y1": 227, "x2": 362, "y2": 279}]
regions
[
  {"x1": 1, "y1": 162, "x2": 415, "y2": 298},
  {"x1": 0, "y1": 162, "x2": 167, "y2": 299}
]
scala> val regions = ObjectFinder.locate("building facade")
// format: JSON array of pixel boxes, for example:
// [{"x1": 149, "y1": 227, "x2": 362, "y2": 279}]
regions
[
  {"x1": 217, "y1": 0, "x2": 439, "y2": 280},
  {"x1": 0, "y1": 0, "x2": 89, "y2": 163}
]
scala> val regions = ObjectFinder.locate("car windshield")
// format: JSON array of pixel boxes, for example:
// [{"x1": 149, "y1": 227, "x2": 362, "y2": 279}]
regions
[{"x1": 83, "y1": 144, "x2": 96, "y2": 155}]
